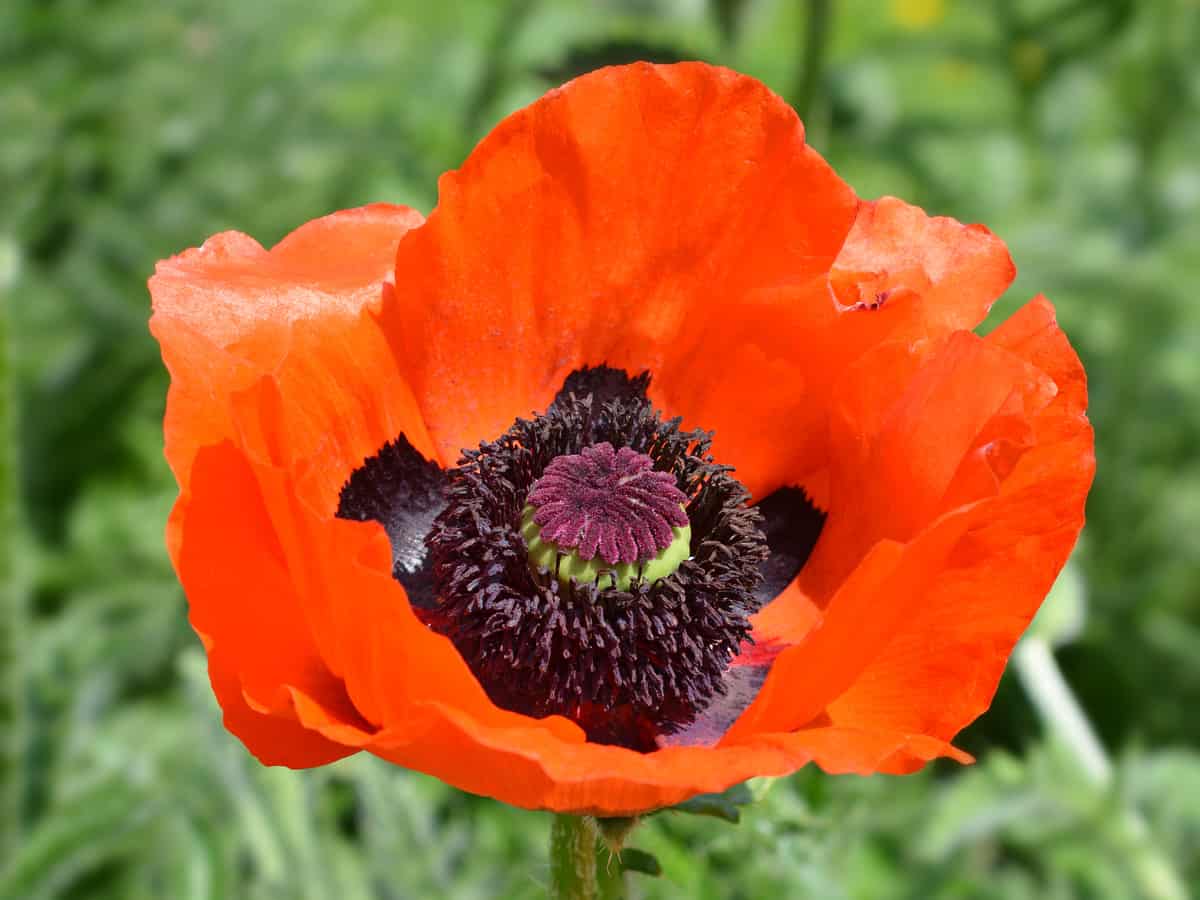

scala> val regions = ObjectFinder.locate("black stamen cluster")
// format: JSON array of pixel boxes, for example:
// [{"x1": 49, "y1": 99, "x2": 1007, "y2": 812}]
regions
[
  {"x1": 336, "y1": 434, "x2": 445, "y2": 609},
  {"x1": 423, "y1": 390, "x2": 769, "y2": 751}
]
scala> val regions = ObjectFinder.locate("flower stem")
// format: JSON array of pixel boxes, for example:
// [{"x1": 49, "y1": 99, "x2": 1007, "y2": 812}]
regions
[
  {"x1": 1013, "y1": 637, "x2": 1110, "y2": 781},
  {"x1": 792, "y1": 0, "x2": 832, "y2": 124},
  {"x1": 596, "y1": 851, "x2": 626, "y2": 900},
  {"x1": 1014, "y1": 636, "x2": 1188, "y2": 900},
  {"x1": 549, "y1": 814, "x2": 598, "y2": 899}
]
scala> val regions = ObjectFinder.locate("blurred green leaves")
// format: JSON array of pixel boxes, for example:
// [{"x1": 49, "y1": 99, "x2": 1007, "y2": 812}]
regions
[
  {"x1": 0, "y1": 200, "x2": 20, "y2": 867},
  {"x1": 2, "y1": 0, "x2": 1198, "y2": 897}
]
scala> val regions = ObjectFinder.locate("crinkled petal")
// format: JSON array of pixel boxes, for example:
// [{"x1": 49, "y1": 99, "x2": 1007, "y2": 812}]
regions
[
  {"x1": 366, "y1": 704, "x2": 966, "y2": 815},
  {"x1": 150, "y1": 203, "x2": 432, "y2": 492},
  {"x1": 181, "y1": 435, "x2": 583, "y2": 755},
  {"x1": 381, "y1": 61, "x2": 859, "y2": 498},
  {"x1": 791, "y1": 195, "x2": 1018, "y2": 505},
  {"x1": 180, "y1": 442, "x2": 369, "y2": 765},
  {"x1": 151, "y1": 205, "x2": 455, "y2": 769},
  {"x1": 207, "y1": 647, "x2": 355, "y2": 768},
  {"x1": 728, "y1": 297, "x2": 1091, "y2": 765},
  {"x1": 823, "y1": 297, "x2": 1093, "y2": 744},
  {"x1": 728, "y1": 507, "x2": 976, "y2": 741},
  {"x1": 829, "y1": 195, "x2": 1015, "y2": 331},
  {"x1": 802, "y1": 328, "x2": 1057, "y2": 600}
]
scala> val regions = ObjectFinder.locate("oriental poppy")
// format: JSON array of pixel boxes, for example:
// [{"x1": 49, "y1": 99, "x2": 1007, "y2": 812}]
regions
[{"x1": 149, "y1": 62, "x2": 1094, "y2": 816}]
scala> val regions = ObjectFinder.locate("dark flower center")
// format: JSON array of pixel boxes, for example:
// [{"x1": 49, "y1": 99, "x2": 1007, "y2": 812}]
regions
[
  {"x1": 425, "y1": 383, "x2": 768, "y2": 751},
  {"x1": 337, "y1": 366, "x2": 828, "y2": 752}
]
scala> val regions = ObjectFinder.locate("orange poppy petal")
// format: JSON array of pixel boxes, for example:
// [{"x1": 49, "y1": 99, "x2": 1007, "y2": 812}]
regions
[
  {"x1": 153, "y1": 207, "x2": 443, "y2": 729},
  {"x1": 206, "y1": 647, "x2": 356, "y2": 768},
  {"x1": 185, "y1": 387, "x2": 590, "y2": 754},
  {"x1": 828, "y1": 194, "x2": 1015, "y2": 338},
  {"x1": 762, "y1": 726, "x2": 973, "y2": 774},
  {"x1": 801, "y1": 328, "x2": 1057, "y2": 601},
  {"x1": 785, "y1": 196, "x2": 1017, "y2": 504},
  {"x1": 179, "y1": 441, "x2": 370, "y2": 765},
  {"x1": 734, "y1": 297, "x2": 1091, "y2": 759},
  {"x1": 742, "y1": 576, "x2": 823, "y2": 655},
  {"x1": 823, "y1": 297, "x2": 1093, "y2": 742},
  {"x1": 365, "y1": 698, "x2": 965, "y2": 815},
  {"x1": 367, "y1": 705, "x2": 793, "y2": 815},
  {"x1": 225, "y1": 413, "x2": 584, "y2": 745},
  {"x1": 727, "y1": 503, "x2": 978, "y2": 742},
  {"x1": 380, "y1": 61, "x2": 859, "y2": 497},
  {"x1": 988, "y1": 294, "x2": 1088, "y2": 430},
  {"x1": 149, "y1": 203, "x2": 430, "y2": 491}
]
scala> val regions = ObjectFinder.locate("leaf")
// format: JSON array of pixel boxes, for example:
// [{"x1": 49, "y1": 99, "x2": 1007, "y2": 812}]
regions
[
  {"x1": 667, "y1": 781, "x2": 755, "y2": 823},
  {"x1": 618, "y1": 847, "x2": 662, "y2": 878},
  {"x1": 0, "y1": 779, "x2": 157, "y2": 900}
]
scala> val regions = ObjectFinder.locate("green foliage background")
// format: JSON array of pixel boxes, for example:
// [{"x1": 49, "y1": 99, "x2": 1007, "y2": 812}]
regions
[{"x1": 2, "y1": 0, "x2": 1198, "y2": 897}]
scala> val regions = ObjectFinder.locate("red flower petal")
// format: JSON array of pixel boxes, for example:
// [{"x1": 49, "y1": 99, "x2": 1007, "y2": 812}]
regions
[
  {"x1": 730, "y1": 297, "x2": 1092, "y2": 765},
  {"x1": 729, "y1": 507, "x2": 977, "y2": 740},
  {"x1": 366, "y1": 702, "x2": 966, "y2": 815},
  {"x1": 207, "y1": 648, "x2": 355, "y2": 768},
  {"x1": 151, "y1": 205, "x2": 453, "y2": 762},
  {"x1": 822, "y1": 297, "x2": 1092, "y2": 749},
  {"x1": 379, "y1": 62, "x2": 859, "y2": 498},
  {"x1": 180, "y1": 441, "x2": 367, "y2": 765},
  {"x1": 150, "y1": 203, "x2": 432, "y2": 492},
  {"x1": 830, "y1": 195, "x2": 1015, "y2": 332},
  {"x1": 802, "y1": 328, "x2": 1058, "y2": 600}
]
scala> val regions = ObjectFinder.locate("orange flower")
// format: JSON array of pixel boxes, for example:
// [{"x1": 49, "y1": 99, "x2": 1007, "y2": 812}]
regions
[{"x1": 149, "y1": 63, "x2": 1094, "y2": 816}]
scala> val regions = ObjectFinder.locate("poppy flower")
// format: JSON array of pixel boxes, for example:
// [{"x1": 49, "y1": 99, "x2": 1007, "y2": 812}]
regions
[{"x1": 149, "y1": 62, "x2": 1094, "y2": 816}]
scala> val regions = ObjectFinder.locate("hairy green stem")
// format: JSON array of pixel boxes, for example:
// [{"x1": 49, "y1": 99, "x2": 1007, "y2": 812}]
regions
[
  {"x1": 549, "y1": 815, "x2": 597, "y2": 900},
  {"x1": 595, "y1": 851, "x2": 625, "y2": 900}
]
